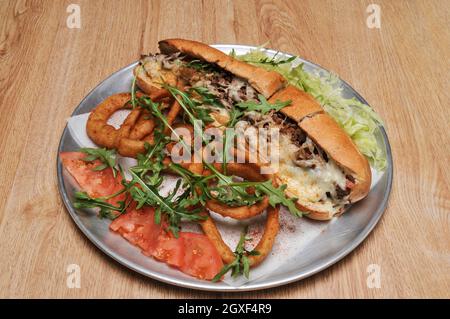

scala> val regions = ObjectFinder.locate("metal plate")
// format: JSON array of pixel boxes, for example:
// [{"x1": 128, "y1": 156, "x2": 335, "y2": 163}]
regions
[{"x1": 57, "y1": 45, "x2": 393, "y2": 292}]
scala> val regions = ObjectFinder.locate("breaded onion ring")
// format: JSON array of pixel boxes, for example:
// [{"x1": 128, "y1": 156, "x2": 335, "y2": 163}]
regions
[
  {"x1": 200, "y1": 205, "x2": 280, "y2": 266},
  {"x1": 175, "y1": 160, "x2": 278, "y2": 266},
  {"x1": 87, "y1": 91, "x2": 167, "y2": 150},
  {"x1": 116, "y1": 98, "x2": 182, "y2": 158},
  {"x1": 247, "y1": 206, "x2": 279, "y2": 266},
  {"x1": 114, "y1": 107, "x2": 142, "y2": 145},
  {"x1": 206, "y1": 197, "x2": 270, "y2": 220},
  {"x1": 203, "y1": 163, "x2": 272, "y2": 220},
  {"x1": 86, "y1": 93, "x2": 132, "y2": 148},
  {"x1": 117, "y1": 136, "x2": 151, "y2": 158},
  {"x1": 129, "y1": 110, "x2": 155, "y2": 140}
]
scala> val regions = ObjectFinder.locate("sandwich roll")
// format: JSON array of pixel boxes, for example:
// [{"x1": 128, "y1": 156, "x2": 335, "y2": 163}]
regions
[
  {"x1": 270, "y1": 85, "x2": 324, "y2": 121},
  {"x1": 159, "y1": 38, "x2": 286, "y2": 98},
  {"x1": 266, "y1": 87, "x2": 371, "y2": 219},
  {"x1": 133, "y1": 38, "x2": 372, "y2": 220}
]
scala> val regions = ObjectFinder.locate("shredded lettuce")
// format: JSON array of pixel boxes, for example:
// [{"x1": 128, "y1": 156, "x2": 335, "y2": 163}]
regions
[{"x1": 234, "y1": 49, "x2": 387, "y2": 171}]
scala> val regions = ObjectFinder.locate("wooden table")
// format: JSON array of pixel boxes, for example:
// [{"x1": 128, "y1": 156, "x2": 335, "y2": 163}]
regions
[{"x1": 0, "y1": 0, "x2": 448, "y2": 299}]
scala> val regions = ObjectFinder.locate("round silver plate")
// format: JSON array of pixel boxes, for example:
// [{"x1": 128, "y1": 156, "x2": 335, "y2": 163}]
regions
[{"x1": 57, "y1": 45, "x2": 393, "y2": 292}]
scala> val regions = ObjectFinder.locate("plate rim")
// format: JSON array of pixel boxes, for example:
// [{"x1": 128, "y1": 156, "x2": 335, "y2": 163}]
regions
[{"x1": 57, "y1": 44, "x2": 393, "y2": 292}]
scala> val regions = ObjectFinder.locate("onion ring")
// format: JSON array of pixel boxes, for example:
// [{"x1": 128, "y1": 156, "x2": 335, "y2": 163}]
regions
[
  {"x1": 129, "y1": 110, "x2": 155, "y2": 140},
  {"x1": 203, "y1": 163, "x2": 271, "y2": 220},
  {"x1": 206, "y1": 197, "x2": 270, "y2": 220},
  {"x1": 86, "y1": 93, "x2": 132, "y2": 148},
  {"x1": 200, "y1": 205, "x2": 280, "y2": 266},
  {"x1": 87, "y1": 91, "x2": 169, "y2": 150},
  {"x1": 116, "y1": 137, "x2": 147, "y2": 158},
  {"x1": 116, "y1": 98, "x2": 183, "y2": 158},
  {"x1": 114, "y1": 107, "x2": 142, "y2": 146}
]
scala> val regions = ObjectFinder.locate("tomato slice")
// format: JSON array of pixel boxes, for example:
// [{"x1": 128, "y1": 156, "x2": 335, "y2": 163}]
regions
[
  {"x1": 110, "y1": 206, "x2": 163, "y2": 255},
  {"x1": 111, "y1": 208, "x2": 223, "y2": 280},
  {"x1": 179, "y1": 232, "x2": 224, "y2": 280},
  {"x1": 111, "y1": 205, "x2": 184, "y2": 267},
  {"x1": 60, "y1": 152, "x2": 125, "y2": 205},
  {"x1": 153, "y1": 233, "x2": 185, "y2": 268}
]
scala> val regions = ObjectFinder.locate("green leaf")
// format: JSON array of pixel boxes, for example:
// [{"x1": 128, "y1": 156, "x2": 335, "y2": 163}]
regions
[
  {"x1": 164, "y1": 84, "x2": 214, "y2": 126},
  {"x1": 241, "y1": 51, "x2": 296, "y2": 66},
  {"x1": 256, "y1": 181, "x2": 304, "y2": 217},
  {"x1": 154, "y1": 208, "x2": 161, "y2": 225},
  {"x1": 227, "y1": 107, "x2": 243, "y2": 127},
  {"x1": 211, "y1": 261, "x2": 236, "y2": 283},
  {"x1": 212, "y1": 226, "x2": 257, "y2": 281},
  {"x1": 190, "y1": 86, "x2": 224, "y2": 109},
  {"x1": 73, "y1": 191, "x2": 128, "y2": 220},
  {"x1": 242, "y1": 255, "x2": 250, "y2": 278},
  {"x1": 127, "y1": 170, "x2": 206, "y2": 238},
  {"x1": 79, "y1": 147, "x2": 118, "y2": 178},
  {"x1": 203, "y1": 163, "x2": 264, "y2": 207},
  {"x1": 236, "y1": 94, "x2": 291, "y2": 115},
  {"x1": 185, "y1": 59, "x2": 217, "y2": 72},
  {"x1": 82, "y1": 155, "x2": 98, "y2": 162},
  {"x1": 130, "y1": 127, "x2": 170, "y2": 188}
]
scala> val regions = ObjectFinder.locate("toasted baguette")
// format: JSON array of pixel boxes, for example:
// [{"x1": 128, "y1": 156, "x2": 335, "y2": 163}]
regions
[
  {"x1": 268, "y1": 85, "x2": 371, "y2": 202},
  {"x1": 268, "y1": 85, "x2": 372, "y2": 220},
  {"x1": 137, "y1": 39, "x2": 372, "y2": 220},
  {"x1": 270, "y1": 85, "x2": 324, "y2": 121},
  {"x1": 158, "y1": 38, "x2": 286, "y2": 98}
]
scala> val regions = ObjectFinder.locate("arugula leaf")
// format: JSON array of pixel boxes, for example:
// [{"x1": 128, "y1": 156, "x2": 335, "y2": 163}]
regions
[
  {"x1": 212, "y1": 226, "x2": 259, "y2": 282},
  {"x1": 185, "y1": 59, "x2": 217, "y2": 72},
  {"x1": 226, "y1": 107, "x2": 243, "y2": 128},
  {"x1": 164, "y1": 84, "x2": 214, "y2": 125},
  {"x1": 73, "y1": 191, "x2": 128, "y2": 220},
  {"x1": 241, "y1": 50, "x2": 296, "y2": 66},
  {"x1": 128, "y1": 171, "x2": 206, "y2": 238},
  {"x1": 189, "y1": 86, "x2": 224, "y2": 109},
  {"x1": 255, "y1": 181, "x2": 304, "y2": 217},
  {"x1": 225, "y1": 179, "x2": 305, "y2": 217},
  {"x1": 132, "y1": 129, "x2": 170, "y2": 188},
  {"x1": 167, "y1": 163, "x2": 207, "y2": 204},
  {"x1": 79, "y1": 147, "x2": 118, "y2": 178},
  {"x1": 203, "y1": 163, "x2": 264, "y2": 207},
  {"x1": 236, "y1": 94, "x2": 291, "y2": 115}
]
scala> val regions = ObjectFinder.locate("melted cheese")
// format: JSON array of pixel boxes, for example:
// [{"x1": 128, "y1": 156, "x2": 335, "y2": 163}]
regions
[{"x1": 272, "y1": 135, "x2": 347, "y2": 211}]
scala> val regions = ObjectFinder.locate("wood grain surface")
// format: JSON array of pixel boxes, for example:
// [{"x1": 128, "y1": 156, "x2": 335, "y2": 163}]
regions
[{"x1": 0, "y1": 0, "x2": 449, "y2": 298}]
